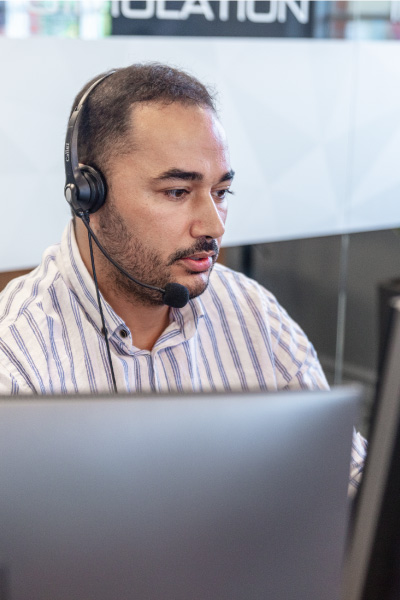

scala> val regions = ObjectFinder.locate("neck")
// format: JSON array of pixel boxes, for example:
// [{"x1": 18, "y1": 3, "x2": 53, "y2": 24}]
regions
[{"x1": 75, "y1": 218, "x2": 170, "y2": 351}]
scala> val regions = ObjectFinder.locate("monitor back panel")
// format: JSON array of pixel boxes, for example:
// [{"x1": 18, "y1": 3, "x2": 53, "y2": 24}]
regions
[{"x1": 0, "y1": 389, "x2": 360, "y2": 600}]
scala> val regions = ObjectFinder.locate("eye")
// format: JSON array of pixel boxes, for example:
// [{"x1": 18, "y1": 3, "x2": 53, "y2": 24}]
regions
[
  {"x1": 164, "y1": 188, "x2": 188, "y2": 200},
  {"x1": 214, "y1": 188, "x2": 233, "y2": 201}
]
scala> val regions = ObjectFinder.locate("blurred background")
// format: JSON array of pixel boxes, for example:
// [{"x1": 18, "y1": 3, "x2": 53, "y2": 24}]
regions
[{"x1": 1, "y1": 0, "x2": 400, "y2": 431}]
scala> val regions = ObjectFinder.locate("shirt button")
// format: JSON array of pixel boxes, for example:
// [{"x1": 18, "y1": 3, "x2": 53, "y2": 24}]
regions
[{"x1": 120, "y1": 329, "x2": 129, "y2": 339}]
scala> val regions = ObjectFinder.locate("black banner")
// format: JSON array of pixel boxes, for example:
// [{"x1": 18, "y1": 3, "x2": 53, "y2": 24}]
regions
[{"x1": 111, "y1": 1, "x2": 314, "y2": 38}]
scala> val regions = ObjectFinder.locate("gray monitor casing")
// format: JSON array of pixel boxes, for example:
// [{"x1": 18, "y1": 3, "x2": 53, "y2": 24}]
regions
[{"x1": 0, "y1": 388, "x2": 361, "y2": 600}]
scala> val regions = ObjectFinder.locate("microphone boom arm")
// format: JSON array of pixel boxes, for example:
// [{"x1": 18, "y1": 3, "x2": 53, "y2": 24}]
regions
[{"x1": 77, "y1": 211, "x2": 190, "y2": 309}]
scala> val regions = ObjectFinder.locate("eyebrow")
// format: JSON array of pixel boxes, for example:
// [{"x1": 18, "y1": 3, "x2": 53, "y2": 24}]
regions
[{"x1": 153, "y1": 168, "x2": 235, "y2": 184}]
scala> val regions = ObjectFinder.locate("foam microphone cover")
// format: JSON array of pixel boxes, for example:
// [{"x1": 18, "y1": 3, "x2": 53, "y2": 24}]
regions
[{"x1": 163, "y1": 283, "x2": 190, "y2": 308}]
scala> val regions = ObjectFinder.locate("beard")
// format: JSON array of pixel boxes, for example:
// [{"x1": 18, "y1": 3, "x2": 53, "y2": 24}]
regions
[{"x1": 95, "y1": 200, "x2": 219, "y2": 307}]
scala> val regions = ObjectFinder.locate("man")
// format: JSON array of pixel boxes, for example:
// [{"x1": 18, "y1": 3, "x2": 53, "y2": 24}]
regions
[
  {"x1": 0, "y1": 63, "x2": 328, "y2": 396},
  {"x1": 0, "y1": 62, "x2": 366, "y2": 489}
]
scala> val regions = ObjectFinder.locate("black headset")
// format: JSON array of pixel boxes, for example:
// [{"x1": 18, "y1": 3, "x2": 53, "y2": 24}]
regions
[{"x1": 64, "y1": 70, "x2": 116, "y2": 214}]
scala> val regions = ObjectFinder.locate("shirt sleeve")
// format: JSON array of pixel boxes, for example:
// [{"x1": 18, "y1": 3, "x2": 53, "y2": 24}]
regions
[
  {"x1": 0, "y1": 368, "x2": 21, "y2": 395},
  {"x1": 250, "y1": 280, "x2": 368, "y2": 496},
  {"x1": 348, "y1": 427, "x2": 368, "y2": 498},
  {"x1": 260, "y1": 286, "x2": 329, "y2": 391},
  {"x1": 283, "y1": 341, "x2": 329, "y2": 391}
]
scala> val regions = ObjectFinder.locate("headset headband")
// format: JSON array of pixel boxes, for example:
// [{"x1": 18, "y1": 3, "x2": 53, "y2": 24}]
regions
[{"x1": 64, "y1": 70, "x2": 116, "y2": 213}]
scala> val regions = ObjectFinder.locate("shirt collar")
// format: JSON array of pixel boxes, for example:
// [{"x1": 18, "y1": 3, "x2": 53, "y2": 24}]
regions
[
  {"x1": 154, "y1": 294, "x2": 206, "y2": 349},
  {"x1": 59, "y1": 220, "x2": 205, "y2": 351}
]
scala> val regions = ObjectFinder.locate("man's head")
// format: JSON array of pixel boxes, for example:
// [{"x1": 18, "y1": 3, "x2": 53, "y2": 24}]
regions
[
  {"x1": 70, "y1": 63, "x2": 218, "y2": 180},
  {"x1": 71, "y1": 63, "x2": 233, "y2": 305}
]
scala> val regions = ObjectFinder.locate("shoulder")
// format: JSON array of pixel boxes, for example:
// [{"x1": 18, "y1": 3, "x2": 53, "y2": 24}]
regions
[
  {"x1": 208, "y1": 263, "x2": 292, "y2": 324},
  {"x1": 208, "y1": 263, "x2": 267, "y2": 299},
  {"x1": 0, "y1": 243, "x2": 71, "y2": 389},
  {"x1": 0, "y1": 243, "x2": 62, "y2": 331},
  {"x1": 205, "y1": 263, "x2": 301, "y2": 345},
  {"x1": 207, "y1": 264, "x2": 328, "y2": 390}
]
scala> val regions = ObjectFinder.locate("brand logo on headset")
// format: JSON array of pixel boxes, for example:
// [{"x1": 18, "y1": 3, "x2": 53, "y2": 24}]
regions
[{"x1": 65, "y1": 142, "x2": 70, "y2": 162}]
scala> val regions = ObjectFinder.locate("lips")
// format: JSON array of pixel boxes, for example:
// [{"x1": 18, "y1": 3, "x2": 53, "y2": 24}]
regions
[{"x1": 179, "y1": 253, "x2": 214, "y2": 273}]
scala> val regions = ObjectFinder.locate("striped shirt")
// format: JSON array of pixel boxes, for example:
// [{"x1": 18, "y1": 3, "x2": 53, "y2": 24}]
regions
[
  {"x1": 0, "y1": 221, "x2": 328, "y2": 395},
  {"x1": 0, "y1": 221, "x2": 365, "y2": 492}
]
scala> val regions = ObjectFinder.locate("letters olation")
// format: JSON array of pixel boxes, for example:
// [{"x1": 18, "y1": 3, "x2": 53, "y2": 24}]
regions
[{"x1": 111, "y1": 1, "x2": 310, "y2": 25}]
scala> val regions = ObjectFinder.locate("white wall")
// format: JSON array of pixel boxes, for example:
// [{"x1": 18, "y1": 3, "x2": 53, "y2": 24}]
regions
[{"x1": 1, "y1": 36, "x2": 400, "y2": 269}]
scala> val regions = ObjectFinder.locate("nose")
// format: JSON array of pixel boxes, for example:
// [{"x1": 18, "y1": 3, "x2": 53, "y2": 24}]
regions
[{"x1": 190, "y1": 193, "x2": 226, "y2": 240}]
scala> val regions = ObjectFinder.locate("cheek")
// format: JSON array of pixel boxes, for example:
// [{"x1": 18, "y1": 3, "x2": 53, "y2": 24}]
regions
[
  {"x1": 147, "y1": 204, "x2": 191, "y2": 235},
  {"x1": 128, "y1": 207, "x2": 188, "y2": 251}
]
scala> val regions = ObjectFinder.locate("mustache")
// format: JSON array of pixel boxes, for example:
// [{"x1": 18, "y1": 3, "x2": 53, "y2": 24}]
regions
[{"x1": 167, "y1": 239, "x2": 219, "y2": 266}]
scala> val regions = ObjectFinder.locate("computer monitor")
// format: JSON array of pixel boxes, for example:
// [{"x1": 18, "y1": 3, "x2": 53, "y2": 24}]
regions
[
  {"x1": 343, "y1": 297, "x2": 400, "y2": 600},
  {"x1": 0, "y1": 388, "x2": 360, "y2": 600}
]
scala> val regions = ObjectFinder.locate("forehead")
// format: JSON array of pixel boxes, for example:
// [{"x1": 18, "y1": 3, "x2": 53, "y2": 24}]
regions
[{"x1": 127, "y1": 101, "x2": 229, "y2": 167}]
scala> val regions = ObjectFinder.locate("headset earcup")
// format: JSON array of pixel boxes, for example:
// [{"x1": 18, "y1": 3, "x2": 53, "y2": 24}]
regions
[{"x1": 80, "y1": 165, "x2": 107, "y2": 213}]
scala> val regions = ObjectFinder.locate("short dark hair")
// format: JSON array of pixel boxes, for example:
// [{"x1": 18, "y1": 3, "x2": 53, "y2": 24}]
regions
[{"x1": 69, "y1": 62, "x2": 217, "y2": 177}]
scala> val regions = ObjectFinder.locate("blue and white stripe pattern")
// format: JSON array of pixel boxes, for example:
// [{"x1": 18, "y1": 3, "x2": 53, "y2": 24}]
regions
[
  {"x1": 349, "y1": 428, "x2": 368, "y2": 498},
  {"x1": 0, "y1": 222, "x2": 328, "y2": 396}
]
